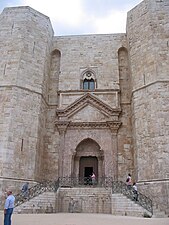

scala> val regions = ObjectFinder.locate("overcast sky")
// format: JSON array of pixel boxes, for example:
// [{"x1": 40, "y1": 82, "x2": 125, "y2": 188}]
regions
[{"x1": 0, "y1": 0, "x2": 142, "y2": 36}]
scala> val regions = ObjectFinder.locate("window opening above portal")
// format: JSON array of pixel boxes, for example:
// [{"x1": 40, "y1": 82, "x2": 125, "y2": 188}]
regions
[
  {"x1": 81, "y1": 70, "x2": 97, "y2": 90},
  {"x1": 83, "y1": 78, "x2": 95, "y2": 90}
]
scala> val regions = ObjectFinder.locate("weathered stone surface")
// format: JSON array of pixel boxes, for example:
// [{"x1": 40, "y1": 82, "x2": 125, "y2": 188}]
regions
[{"x1": 0, "y1": 0, "x2": 168, "y2": 213}]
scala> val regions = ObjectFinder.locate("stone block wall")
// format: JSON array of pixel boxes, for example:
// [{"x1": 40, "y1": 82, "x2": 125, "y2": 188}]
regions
[
  {"x1": 56, "y1": 187, "x2": 112, "y2": 213},
  {"x1": 53, "y1": 34, "x2": 126, "y2": 92},
  {"x1": 117, "y1": 47, "x2": 134, "y2": 180},
  {"x1": 0, "y1": 6, "x2": 53, "y2": 94},
  {"x1": 127, "y1": 0, "x2": 169, "y2": 210},
  {"x1": 0, "y1": 6, "x2": 53, "y2": 202},
  {"x1": 131, "y1": 84, "x2": 169, "y2": 181},
  {"x1": 42, "y1": 107, "x2": 60, "y2": 180},
  {"x1": 138, "y1": 181, "x2": 169, "y2": 215}
]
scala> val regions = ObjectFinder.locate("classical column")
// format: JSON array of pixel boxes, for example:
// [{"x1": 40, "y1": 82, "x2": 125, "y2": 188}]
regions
[
  {"x1": 107, "y1": 121, "x2": 121, "y2": 180},
  {"x1": 98, "y1": 150, "x2": 104, "y2": 178},
  {"x1": 55, "y1": 121, "x2": 70, "y2": 178},
  {"x1": 74, "y1": 156, "x2": 80, "y2": 178}
]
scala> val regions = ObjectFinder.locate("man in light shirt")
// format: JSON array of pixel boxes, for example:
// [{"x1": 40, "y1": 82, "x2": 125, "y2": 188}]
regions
[
  {"x1": 133, "y1": 182, "x2": 138, "y2": 201},
  {"x1": 4, "y1": 190, "x2": 15, "y2": 225}
]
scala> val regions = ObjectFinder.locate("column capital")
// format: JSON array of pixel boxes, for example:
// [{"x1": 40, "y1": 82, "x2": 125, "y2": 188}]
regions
[
  {"x1": 55, "y1": 120, "x2": 70, "y2": 135},
  {"x1": 106, "y1": 121, "x2": 121, "y2": 135}
]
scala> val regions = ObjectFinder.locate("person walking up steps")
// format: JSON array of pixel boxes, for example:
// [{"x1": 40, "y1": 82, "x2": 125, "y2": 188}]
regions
[
  {"x1": 126, "y1": 173, "x2": 132, "y2": 189},
  {"x1": 21, "y1": 182, "x2": 29, "y2": 199},
  {"x1": 133, "y1": 182, "x2": 138, "y2": 201}
]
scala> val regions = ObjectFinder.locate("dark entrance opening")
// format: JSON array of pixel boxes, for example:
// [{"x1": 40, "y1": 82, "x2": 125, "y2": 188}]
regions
[
  {"x1": 84, "y1": 167, "x2": 93, "y2": 177},
  {"x1": 84, "y1": 167, "x2": 93, "y2": 185},
  {"x1": 79, "y1": 156, "x2": 98, "y2": 185}
]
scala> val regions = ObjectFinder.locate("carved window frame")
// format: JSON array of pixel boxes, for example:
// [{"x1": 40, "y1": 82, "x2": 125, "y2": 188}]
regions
[{"x1": 80, "y1": 70, "x2": 97, "y2": 90}]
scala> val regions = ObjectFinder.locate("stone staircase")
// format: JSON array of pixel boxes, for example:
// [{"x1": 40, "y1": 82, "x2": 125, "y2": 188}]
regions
[
  {"x1": 112, "y1": 193, "x2": 152, "y2": 217},
  {"x1": 13, "y1": 179, "x2": 168, "y2": 218},
  {"x1": 14, "y1": 192, "x2": 56, "y2": 214}
]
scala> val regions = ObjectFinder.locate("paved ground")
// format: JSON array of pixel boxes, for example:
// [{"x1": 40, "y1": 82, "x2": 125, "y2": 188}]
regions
[{"x1": 0, "y1": 213, "x2": 169, "y2": 225}]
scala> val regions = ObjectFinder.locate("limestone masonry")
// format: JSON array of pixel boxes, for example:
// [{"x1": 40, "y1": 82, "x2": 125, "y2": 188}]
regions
[{"x1": 0, "y1": 0, "x2": 169, "y2": 213}]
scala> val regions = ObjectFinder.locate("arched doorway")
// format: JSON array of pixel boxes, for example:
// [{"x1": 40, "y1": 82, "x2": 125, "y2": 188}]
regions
[{"x1": 73, "y1": 138, "x2": 104, "y2": 181}]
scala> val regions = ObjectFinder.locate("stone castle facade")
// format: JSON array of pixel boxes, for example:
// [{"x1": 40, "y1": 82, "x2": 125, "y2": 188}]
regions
[{"x1": 0, "y1": 0, "x2": 169, "y2": 212}]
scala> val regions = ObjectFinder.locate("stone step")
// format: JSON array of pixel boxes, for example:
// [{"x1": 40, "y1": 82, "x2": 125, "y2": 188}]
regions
[
  {"x1": 14, "y1": 191, "x2": 56, "y2": 214},
  {"x1": 111, "y1": 193, "x2": 152, "y2": 217}
]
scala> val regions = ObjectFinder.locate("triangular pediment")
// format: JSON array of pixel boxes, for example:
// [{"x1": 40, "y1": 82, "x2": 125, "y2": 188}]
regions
[
  {"x1": 70, "y1": 104, "x2": 108, "y2": 122},
  {"x1": 56, "y1": 93, "x2": 120, "y2": 119}
]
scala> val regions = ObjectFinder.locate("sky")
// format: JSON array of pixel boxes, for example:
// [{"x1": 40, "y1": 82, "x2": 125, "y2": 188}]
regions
[{"x1": 0, "y1": 0, "x2": 143, "y2": 36}]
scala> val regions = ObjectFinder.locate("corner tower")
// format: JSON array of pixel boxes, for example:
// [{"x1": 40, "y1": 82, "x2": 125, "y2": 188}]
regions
[
  {"x1": 0, "y1": 6, "x2": 53, "y2": 198},
  {"x1": 127, "y1": 0, "x2": 169, "y2": 212}
]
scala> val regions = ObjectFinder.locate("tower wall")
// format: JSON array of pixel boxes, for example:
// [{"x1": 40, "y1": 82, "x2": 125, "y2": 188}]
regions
[
  {"x1": 127, "y1": 0, "x2": 169, "y2": 212},
  {"x1": 0, "y1": 6, "x2": 53, "y2": 201}
]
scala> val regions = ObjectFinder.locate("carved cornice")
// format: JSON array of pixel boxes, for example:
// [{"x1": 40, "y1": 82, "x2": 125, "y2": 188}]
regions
[
  {"x1": 56, "y1": 93, "x2": 121, "y2": 118},
  {"x1": 68, "y1": 121, "x2": 121, "y2": 132},
  {"x1": 58, "y1": 88, "x2": 120, "y2": 94},
  {"x1": 54, "y1": 119, "x2": 121, "y2": 134}
]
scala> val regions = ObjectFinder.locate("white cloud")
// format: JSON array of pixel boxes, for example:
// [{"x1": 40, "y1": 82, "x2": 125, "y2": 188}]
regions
[
  {"x1": 93, "y1": 10, "x2": 127, "y2": 34},
  {"x1": 23, "y1": 0, "x2": 85, "y2": 26},
  {"x1": 1, "y1": 0, "x2": 143, "y2": 35}
]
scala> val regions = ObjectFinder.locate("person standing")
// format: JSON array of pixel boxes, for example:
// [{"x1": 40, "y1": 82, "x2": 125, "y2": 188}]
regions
[
  {"x1": 133, "y1": 182, "x2": 138, "y2": 201},
  {"x1": 126, "y1": 173, "x2": 132, "y2": 188},
  {"x1": 91, "y1": 172, "x2": 96, "y2": 185},
  {"x1": 21, "y1": 182, "x2": 29, "y2": 198},
  {"x1": 4, "y1": 190, "x2": 15, "y2": 225}
]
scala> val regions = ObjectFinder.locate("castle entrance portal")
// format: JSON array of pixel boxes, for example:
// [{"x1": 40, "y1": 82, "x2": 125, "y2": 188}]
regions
[{"x1": 73, "y1": 138, "x2": 104, "y2": 180}]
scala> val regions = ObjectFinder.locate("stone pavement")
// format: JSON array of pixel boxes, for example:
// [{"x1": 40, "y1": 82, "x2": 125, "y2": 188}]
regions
[{"x1": 0, "y1": 213, "x2": 169, "y2": 225}]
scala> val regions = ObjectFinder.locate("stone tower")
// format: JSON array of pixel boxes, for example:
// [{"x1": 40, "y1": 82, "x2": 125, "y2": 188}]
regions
[
  {"x1": 127, "y1": 0, "x2": 169, "y2": 211},
  {"x1": 0, "y1": 6, "x2": 53, "y2": 199},
  {"x1": 0, "y1": 0, "x2": 168, "y2": 213}
]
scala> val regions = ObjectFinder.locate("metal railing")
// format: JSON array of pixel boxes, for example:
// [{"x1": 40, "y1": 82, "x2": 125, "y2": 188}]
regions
[
  {"x1": 112, "y1": 181, "x2": 153, "y2": 214},
  {"x1": 15, "y1": 180, "x2": 59, "y2": 207},
  {"x1": 59, "y1": 176, "x2": 113, "y2": 187}
]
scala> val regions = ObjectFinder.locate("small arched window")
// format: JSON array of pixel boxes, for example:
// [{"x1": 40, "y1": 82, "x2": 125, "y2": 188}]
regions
[
  {"x1": 82, "y1": 71, "x2": 96, "y2": 90},
  {"x1": 83, "y1": 78, "x2": 95, "y2": 90}
]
